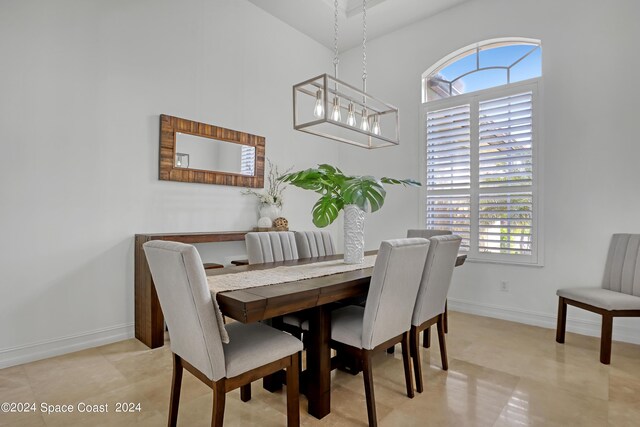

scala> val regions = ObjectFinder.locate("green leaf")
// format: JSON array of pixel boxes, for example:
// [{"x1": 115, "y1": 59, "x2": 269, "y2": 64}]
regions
[
  {"x1": 341, "y1": 176, "x2": 386, "y2": 213},
  {"x1": 280, "y1": 164, "x2": 420, "y2": 220},
  {"x1": 312, "y1": 195, "x2": 341, "y2": 228},
  {"x1": 279, "y1": 169, "x2": 326, "y2": 192},
  {"x1": 317, "y1": 164, "x2": 337, "y2": 174},
  {"x1": 380, "y1": 177, "x2": 421, "y2": 187}
]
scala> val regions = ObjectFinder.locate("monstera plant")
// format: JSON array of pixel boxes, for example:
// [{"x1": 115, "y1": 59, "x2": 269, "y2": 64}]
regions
[
  {"x1": 279, "y1": 164, "x2": 420, "y2": 227},
  {"x1": 279, "y1": 164, "x2": 420, "y2": 263}
]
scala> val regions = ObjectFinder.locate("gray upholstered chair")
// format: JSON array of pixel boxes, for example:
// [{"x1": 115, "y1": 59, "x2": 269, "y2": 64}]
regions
[
  {"x1": 408, "y1": 229, "x2": 455, "y2": 345},
  {"x1": 245, "y1": 231, "x2": 304, "y2": 333},
  {"x1": 383, "y1": 229, "x2": 455, "y2": 356},
  {"x1": 330, "y1": 238, "x2": 430, "y2": 427},
  {"x1": 143, "y1": 241, "x2": 302, "y2": 427},
  {"x1": 245, "y1": 231, "x2": 304, "y2": 393},
  {"x1": 409, "y1": 235, "x2": 461, "y2": 393},
  {"x1": 556, "y1": 234, "x2": 640, "y2": 364},
  {"x1": 294, "y1": 230, "x2": 336, "y2": 258},
  {"x1": 245, "y1": 231, "x2": 298, "y2": 264},
  {"x1": 280, "y1": 231, "x2": 337, "y2": 331}
]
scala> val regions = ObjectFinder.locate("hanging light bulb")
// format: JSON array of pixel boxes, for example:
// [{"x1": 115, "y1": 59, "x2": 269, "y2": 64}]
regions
[
  {"x1": 371, "y1": 114, "x2": 381, "y2": 135},
  {"x1": 331, "y1": 97, "x2": 341, "y2": 121},
  {"x1": 360, "y1": 108, "x2": 369, "y2": 132},
  {"x1": 313, "y1": 89, "x2": 324, "y2": 118},
  {"x1": 346, "y1": 103, "x2": 356, "y2": 127}
]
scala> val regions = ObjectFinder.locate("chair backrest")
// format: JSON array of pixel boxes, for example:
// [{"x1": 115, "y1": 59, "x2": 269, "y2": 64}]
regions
[
  {"x1": 143, "y1": 241, "x2": 226, "y2": 381},
  {"x1": 294, "y1": 231, "x2": 336, "y2": 258},
  {"x1": 412, "y1": 235, "x2": 462, "y2": 326},
  {"x1": 602, "y1": 234, "x2": 640, "y2": 297},
  {"x1": 407, "y1": 229, "x2": 453, "y2": 239},
  {"x1": 245, "y1": 231, "x2": 299, "y2": 264},
  {"x1": 361, "y1": 238, "x2": 430, "y2": 350}
]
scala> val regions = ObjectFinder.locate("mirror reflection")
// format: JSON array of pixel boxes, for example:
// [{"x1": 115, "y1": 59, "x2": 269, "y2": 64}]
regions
[{"x1": 174, "y1": 132, "x2": 256, "y2": 176}]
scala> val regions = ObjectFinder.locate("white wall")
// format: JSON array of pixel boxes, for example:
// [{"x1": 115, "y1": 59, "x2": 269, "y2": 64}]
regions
[
  {"x1": 0, "y1": 0, "x2": 339, "y2": 367},
  {"x1": 3, "y1": 0, "x2": 639, "y2": 369},
  {"x1": 337, "y1": 0, "x2": 640, "y2": 342}
]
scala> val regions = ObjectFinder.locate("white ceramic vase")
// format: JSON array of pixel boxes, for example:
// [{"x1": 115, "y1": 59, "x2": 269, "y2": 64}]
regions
[
  {"x1": 343, "y1": 204, "x2": 365, "y2": 264},
  {"x1": 259, "y1": 203, "x2": 281, "y2": 221}
]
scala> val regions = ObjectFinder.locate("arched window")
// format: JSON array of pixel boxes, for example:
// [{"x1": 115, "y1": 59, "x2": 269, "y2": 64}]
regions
[
  {"x1": 423, "y1": 39, "x2": 541, "y2": 101},
  {"x1": 421, "y1": 38, "x2": 542, "y2": 265}
]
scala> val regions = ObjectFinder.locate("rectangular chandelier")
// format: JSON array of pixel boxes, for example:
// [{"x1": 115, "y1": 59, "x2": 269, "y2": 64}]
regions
[{"x1": 293, "y1": 73, "x2": 399, "y2": 149}]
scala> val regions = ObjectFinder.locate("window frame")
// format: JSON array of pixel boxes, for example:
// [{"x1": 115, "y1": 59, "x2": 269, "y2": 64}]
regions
[
  {"x1": 419, "y1": 77, "x2": 544, "y2": 266},
  {"x1": 422, "y1": 37, "x2": 542, "y2": 103}
]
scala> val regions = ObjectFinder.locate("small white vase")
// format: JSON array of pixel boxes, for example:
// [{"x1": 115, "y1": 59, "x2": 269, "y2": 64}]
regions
[
  {"x1": 343, "y1": 204, "x2": 365, "y2": 264},
  {"x1": 259, "y1": 203, "x2": 281, "y2": 221}
]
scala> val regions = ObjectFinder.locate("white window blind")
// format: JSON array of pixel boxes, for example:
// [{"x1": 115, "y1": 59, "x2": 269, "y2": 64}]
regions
[
  {"x1": 424, "y1": 83, "x2": 539, "y2": 264},
  {"x1": 425, "y1": 105, "x2": 471, "y2": 250},
  {"x1": 478, "y1": 92, "x2": 534, "y2": 256},
  {"x1": 478, "y1": 192, "x2": 533, "y2": 255},
  {"x1": 479, "y1": 93, "x2": 533, "y2": 188}
]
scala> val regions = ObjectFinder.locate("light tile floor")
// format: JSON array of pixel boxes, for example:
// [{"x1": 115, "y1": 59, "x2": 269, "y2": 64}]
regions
[{"x1": 1, "y1": 312, "x2": 639, "y2": 426}]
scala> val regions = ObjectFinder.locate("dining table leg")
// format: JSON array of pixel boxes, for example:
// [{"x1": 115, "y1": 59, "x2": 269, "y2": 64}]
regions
[{"x1": 306, "y1": 305, "x2": 331, "y2": 419}]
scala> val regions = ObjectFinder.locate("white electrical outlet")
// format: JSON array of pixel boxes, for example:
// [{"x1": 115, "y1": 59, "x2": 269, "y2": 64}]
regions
[{"x1": 500, "y1": 281, "x2": 509, "y2": 292}]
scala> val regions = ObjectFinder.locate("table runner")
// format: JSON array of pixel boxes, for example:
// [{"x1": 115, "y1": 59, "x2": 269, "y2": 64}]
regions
[{"x1": 207, "y1": 255, "x2": 377, "y2": 294}]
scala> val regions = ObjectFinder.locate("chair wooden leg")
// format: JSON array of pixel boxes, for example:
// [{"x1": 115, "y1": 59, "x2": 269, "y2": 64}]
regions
[
  {"x1": 437, "y1": 314, "x2": 449, "y2": 371},
  {"x1": 410, "y1": 327, "x2": 424, "y2": 393},
  {"x1": 286, "y1": 353, "x2": 300, "y2": 427},
  {"x1": 443, "y1": 301, "x2": 448, "y2": 334},
  {"x1": 422, "y1": 327, "x2": 431, "y2": 348},
  {"x1": 600, "y1": 314, "x2": 613, "y2": 365},
  {"x1": 240, "y1": 384, "x2": 251, "y2": 402},
  {"x1": 362, "y1": 351, "x2": 377, "y2": 427},
  {"x1": 401, "y1": 332, "x2": 414, "y2": 398},
  {"x1": 168, "y1": 354, "x2": 183, "y2": 427},
  {"x1": 211, "y1": 380, "x2": 225, "y2": 427},
  {"x1": 556, "y1": 297, "x2": 567, "y2": 343}
]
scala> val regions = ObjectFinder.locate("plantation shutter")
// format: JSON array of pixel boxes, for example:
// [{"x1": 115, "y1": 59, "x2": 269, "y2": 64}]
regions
[
  {"x1": 425, "y1": 105, "x2": 472, "y2": 250},
  {"x1": 424, "y1": 85, "x2": 538, "y2": 263},
  {"x1": 478, "y1": 92, "x2": 534, "y2": 256}
]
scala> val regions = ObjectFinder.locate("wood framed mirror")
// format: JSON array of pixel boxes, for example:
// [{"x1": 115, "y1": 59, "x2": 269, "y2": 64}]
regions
[{"x1": 159, "y1": 114, "x2": 265, "y2": 187}]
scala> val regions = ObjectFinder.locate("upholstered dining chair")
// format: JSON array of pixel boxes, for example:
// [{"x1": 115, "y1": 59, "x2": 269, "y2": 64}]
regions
[
  {"x1": 407, "y1": 229, "x2": 455, "y2": 346},
  {"x1": 329, "y1": 238, "x2": 430, "y2": 427},
  {"x1": 245, "y1": 231, "x2": 299, "y2": 264},
  {"x1": 245, "y1": 231, "x2": 304, "y2": 393},
  {"x1": 294, "y1": 230, "x2": 336, "y2": 258},
  {"x1": 556, "y1": 234, "x2": 640, "y2": 364},
  {"x1": 143, "y1": 241, "x2": 302, "y2": 427},
  {"x1": 409, "y1": 235, "x2": 461, "y2": 393},
  {"x1": 280, "y1": 231, "x2": 337, "y2": 332},
  {"x1": 245, "y1": 231, "x2": 303, "y2": 336}
]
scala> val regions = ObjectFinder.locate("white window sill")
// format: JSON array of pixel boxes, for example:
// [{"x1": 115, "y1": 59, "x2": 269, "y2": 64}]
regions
[{"x1": 464, "y1": 257, "x2": 544, "y2": 268}]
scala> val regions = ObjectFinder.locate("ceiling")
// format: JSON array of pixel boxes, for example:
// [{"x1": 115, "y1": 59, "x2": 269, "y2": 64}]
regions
[{"x1": 248, "y1": 0, "x2": 472, "y2": 52}]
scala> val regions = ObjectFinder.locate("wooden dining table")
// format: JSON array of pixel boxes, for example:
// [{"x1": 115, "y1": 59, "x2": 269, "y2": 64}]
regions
[{"x1": 207, "y1": 251, "x2": 467, "y2": 419}]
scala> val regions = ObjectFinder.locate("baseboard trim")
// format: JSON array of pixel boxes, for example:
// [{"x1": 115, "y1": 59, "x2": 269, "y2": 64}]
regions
[
  {"x1": 448, "y1": 298, "x2": 640, "y2": 345},
  {"x1": 0, "y1": 323, "x2": 134, "y2": 369}
]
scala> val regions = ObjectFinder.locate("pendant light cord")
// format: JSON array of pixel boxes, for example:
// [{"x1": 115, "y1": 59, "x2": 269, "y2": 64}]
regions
[
  {"x1": 333, "y1": 0, "x2": 339, "y2": 78},
  {"x1": 362, "y1": 0, "x2": 367, "y2": 93}
]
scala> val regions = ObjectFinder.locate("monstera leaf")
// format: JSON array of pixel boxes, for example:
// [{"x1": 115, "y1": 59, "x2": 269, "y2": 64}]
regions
[
  {"x1": 380, "y1": 177, "x2": 421, "y2": 187},
  {"x1": 279, "y1": 165, "x2": 420, "y2": 228},
  {"x1": 341, "y1": 176, "x2": 386, "y2": 213},
  {"x1": 311, "y1": 195, "x2": 343, "y2": 228}
]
